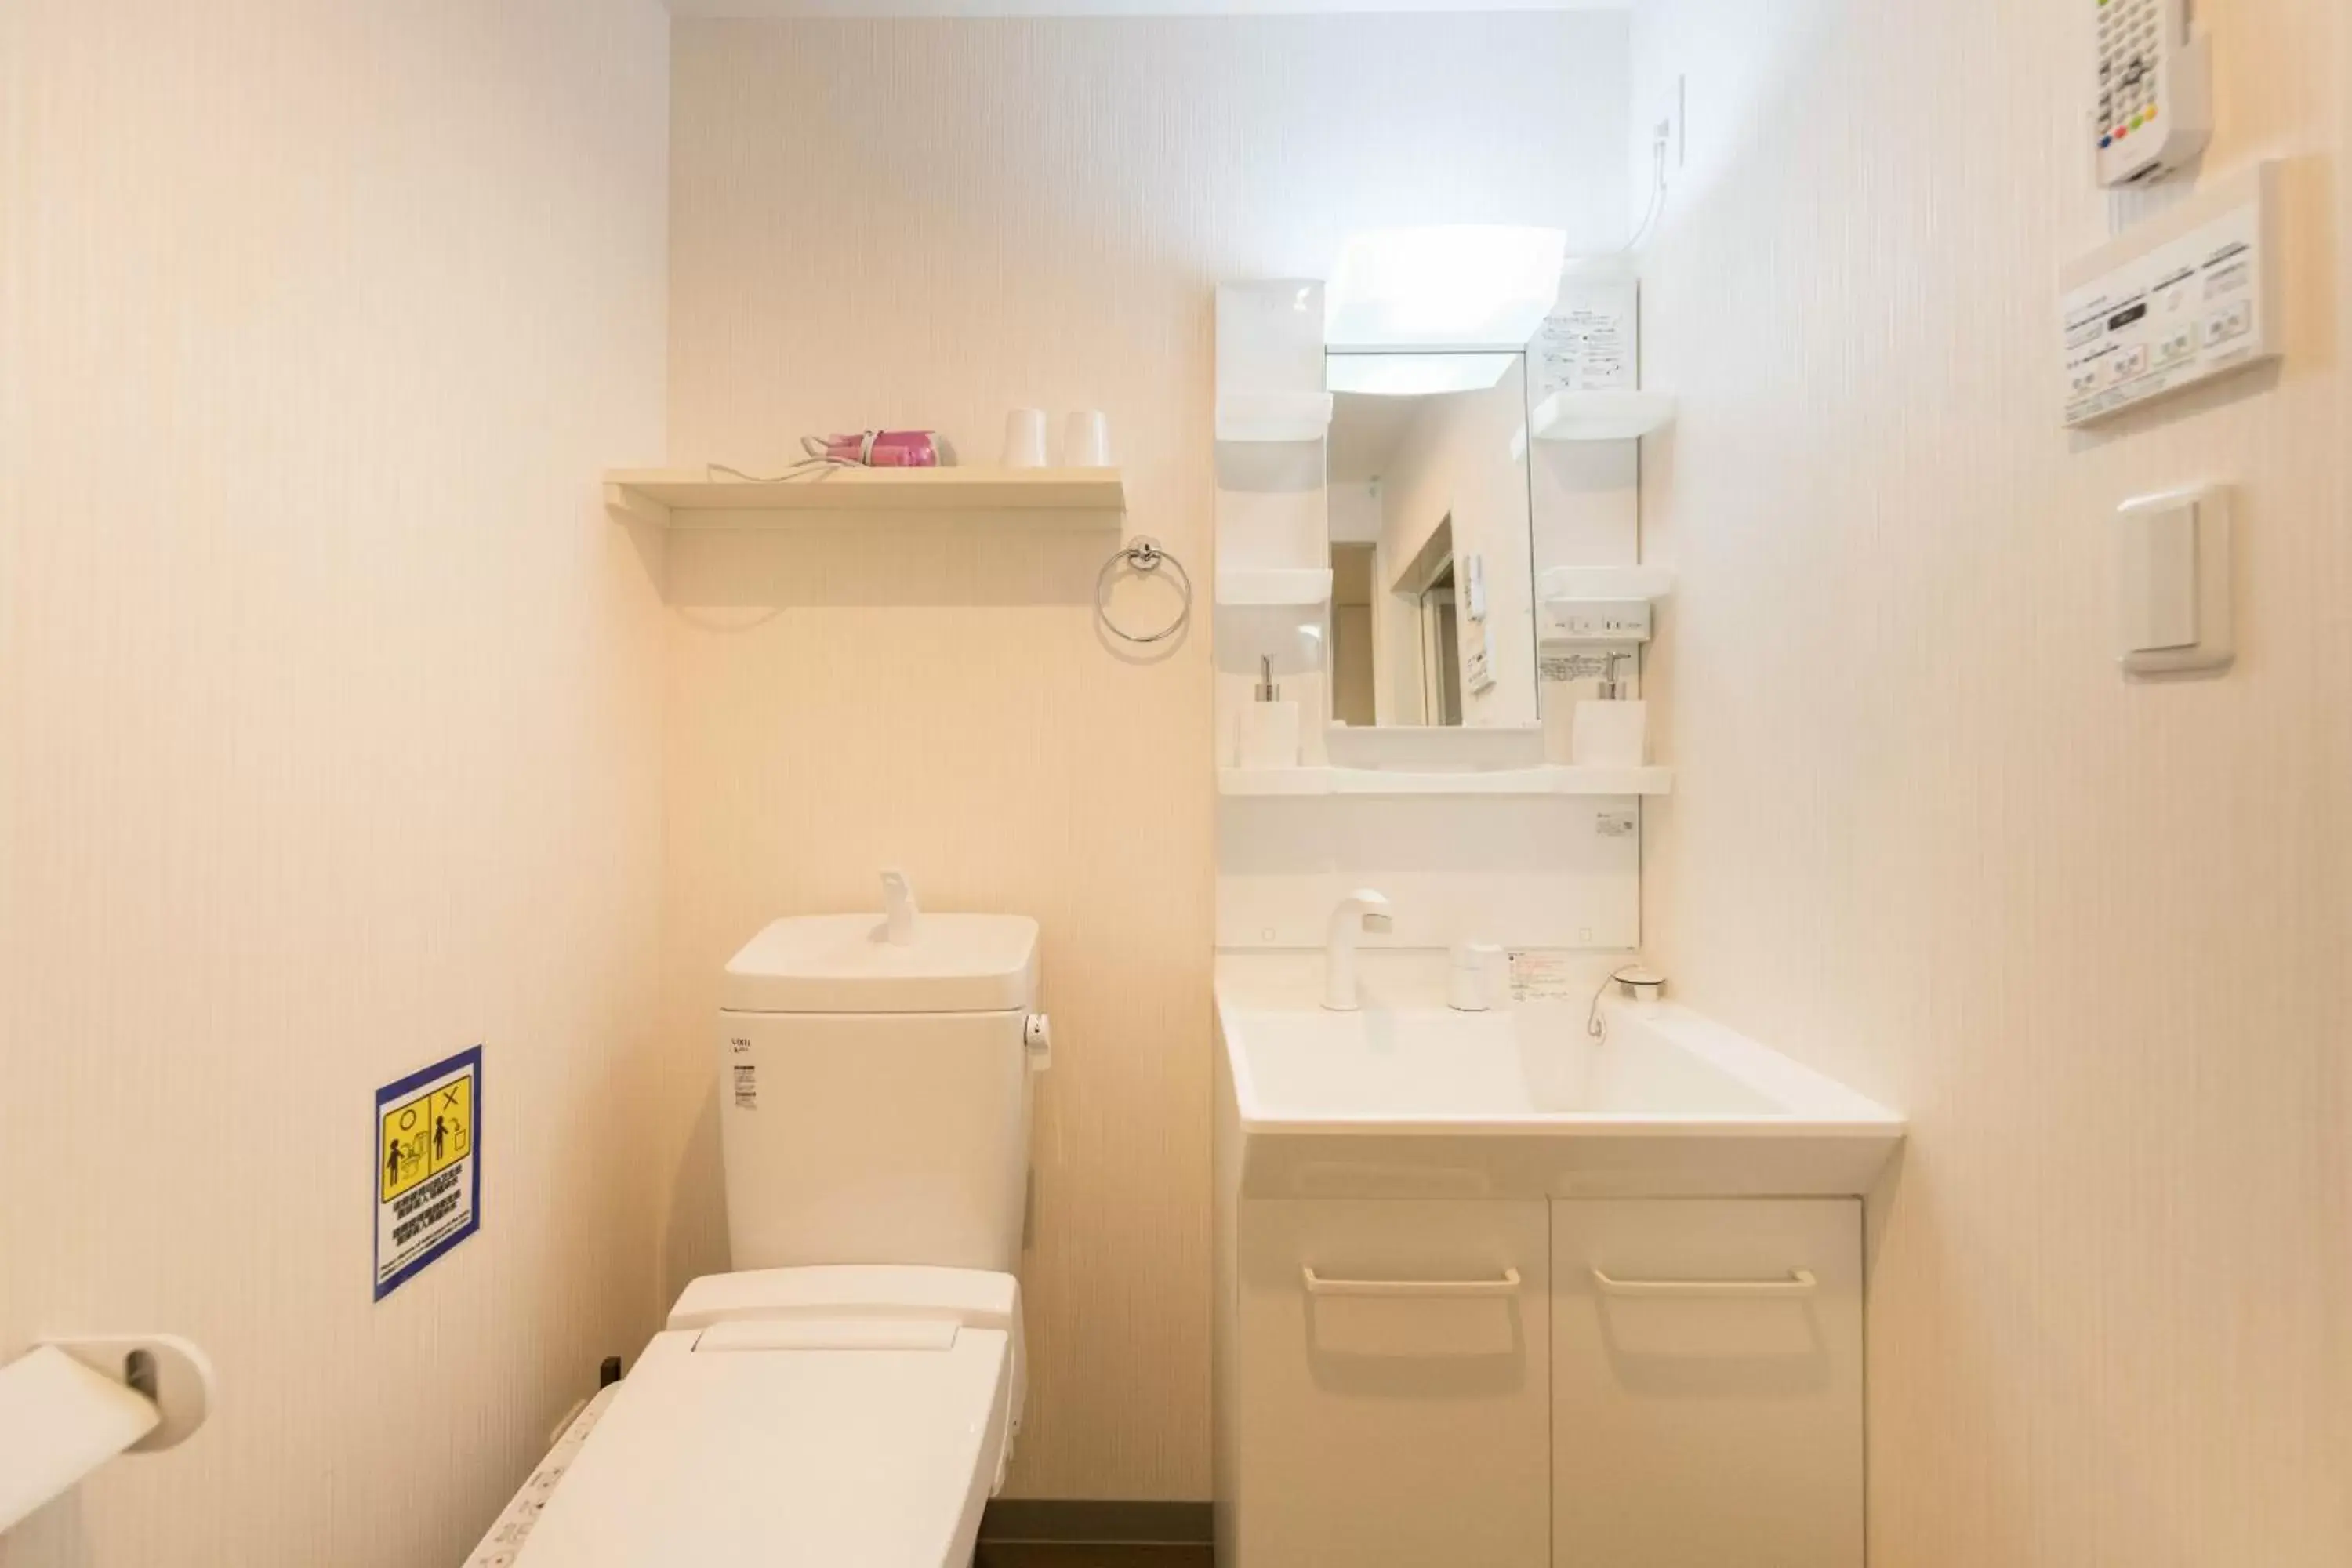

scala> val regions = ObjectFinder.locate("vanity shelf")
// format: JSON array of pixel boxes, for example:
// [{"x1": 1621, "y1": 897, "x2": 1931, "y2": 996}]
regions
[
  {"x1": 1216, "y1": 568, "x2": 1334, "y2": 608},
  {"x1": 1219, "y1": 764, "x2": 1672, "y2": 799},
  {"x1": 1529, "y1": 390, "x2": 1677, "y2": 442},
  {"x1": 1538, "y1": 564, "x2": 1675, "y2": 604},
  {"x1": 604, "y1": 466, "x2": 1126, "y2": 526},
  {"x1": 1216, "y1": 391, "x2": 1335, "y2": 444}
]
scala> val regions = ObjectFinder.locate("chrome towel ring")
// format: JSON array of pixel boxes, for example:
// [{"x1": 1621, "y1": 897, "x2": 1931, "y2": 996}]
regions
[{"x1": 1096, "y1": 537, "x2": 1192, "y2": 646}]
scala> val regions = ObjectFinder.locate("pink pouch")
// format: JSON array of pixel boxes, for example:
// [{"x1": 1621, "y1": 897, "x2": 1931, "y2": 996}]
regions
[{"x1": 803, "y1": 430, "x2": 939, "y2": 467}]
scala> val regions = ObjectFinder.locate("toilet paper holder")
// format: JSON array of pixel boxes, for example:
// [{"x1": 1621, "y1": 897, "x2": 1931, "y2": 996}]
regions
[
  {"x1": 38, "y1": 1334, "x2": 215, "y2": 1452},
  {"x1": 0, "y1": 1334, "x2": 213, "y2": 1534}
]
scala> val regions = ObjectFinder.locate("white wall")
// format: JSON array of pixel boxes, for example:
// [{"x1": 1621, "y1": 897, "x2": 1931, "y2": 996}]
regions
[
  {"x1": 1327, "y1": 481, "x2": 1383, "y2": 546},
  {"x1": 1630, "y1": 2, "x2": 2352, "y2": 1564},
  {"x1": 0, "y1": 2, "x2": 673, "y2": 1564},
  {"x1": 663, "y1": 12, "x2": 1628, "y2": 1497}
]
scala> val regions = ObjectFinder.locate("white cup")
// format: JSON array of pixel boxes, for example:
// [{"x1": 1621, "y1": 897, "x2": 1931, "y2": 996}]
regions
[
  {"x1": 1000, "y1": 408, "x2": 1049, "y2": 469},
  {"x1": 1064, "y1": 409, "x2": 1112, "y2": 468}
]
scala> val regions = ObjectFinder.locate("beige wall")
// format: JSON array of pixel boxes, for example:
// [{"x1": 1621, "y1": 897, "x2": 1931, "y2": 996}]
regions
[
  {"x1": 662, "y1": 13, "x2": 1628, "y2": 1498},
  {"x1": 0, "y1": 2, "x2": 673, "y2": 1565},
  {"x1": 1631, "y1": 2, "x2": 2352, "y2": 1563}
]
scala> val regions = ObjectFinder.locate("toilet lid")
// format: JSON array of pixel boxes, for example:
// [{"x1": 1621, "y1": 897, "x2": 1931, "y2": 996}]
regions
[{"x1": 510, "y1": 1319, "x2": 1011, "y2": 1567}]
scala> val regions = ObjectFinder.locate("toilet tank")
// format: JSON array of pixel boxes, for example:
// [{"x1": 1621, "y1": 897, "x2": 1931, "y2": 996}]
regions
[{"x1": 717, "y1": 912, "x2": 1040, "y2": 1274}]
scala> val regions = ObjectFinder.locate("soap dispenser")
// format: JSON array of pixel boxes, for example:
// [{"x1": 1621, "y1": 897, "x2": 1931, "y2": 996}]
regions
[
  {"x1": 1570, "y1": 652, "x2": 1648, "y2": 768},
  {"x1": 1236, "y1": 655, "x2": 1301, "y2": 771}
]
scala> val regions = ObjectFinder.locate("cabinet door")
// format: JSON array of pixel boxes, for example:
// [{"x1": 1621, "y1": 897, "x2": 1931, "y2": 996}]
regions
[
  {"x1": 1552, "y1": 1199, "x2": 1864, "y2": 1568},
  {"x1": 1239, "y1": 1200, "x2": 1551, "y2": 1568}
]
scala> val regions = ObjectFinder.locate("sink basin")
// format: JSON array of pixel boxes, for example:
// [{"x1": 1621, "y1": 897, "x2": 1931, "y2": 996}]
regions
[
  {"x1": 1215, "y1": 961, "x2": 1904, "y2": 1200},
  {"x1": 1234, "y1": 1005, "x2": 1787, "y2": 1120}
]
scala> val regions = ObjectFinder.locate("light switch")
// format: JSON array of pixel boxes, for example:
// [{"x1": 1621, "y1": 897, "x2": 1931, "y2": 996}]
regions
[
  {"x1": 2115, "y1": 485, "x2": 2233, "y2": 677},
  {"x1": 2118, "y1": 500, "x2": 2198, "y2": 652}
]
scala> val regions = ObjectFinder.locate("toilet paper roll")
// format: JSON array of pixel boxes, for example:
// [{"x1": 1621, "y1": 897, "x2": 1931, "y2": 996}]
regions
[{"x1": 0, "y1": 1346, "x2": 162, "y2": 1532}]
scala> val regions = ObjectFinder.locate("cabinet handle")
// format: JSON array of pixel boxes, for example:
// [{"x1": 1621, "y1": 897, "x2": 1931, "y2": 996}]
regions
[
  {"x1": 1591, "y1": 1267, "x2": 1819, "y2": 1299},
  {"x1": 1301, "y1": 1266, "x2": 1523, "y2": 1299}
]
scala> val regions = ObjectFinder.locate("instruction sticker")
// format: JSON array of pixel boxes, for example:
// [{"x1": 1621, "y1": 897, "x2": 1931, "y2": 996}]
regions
[
  {"x1": 1509, "y1": 952, "x2": 1583, "y2": 1003},
  {"x1": 374, "y1": 1045, "x2": 482, "y2": 1301},
  {"x1": 729, "y1": 1036, "x2": 757, "y2": 1109}
]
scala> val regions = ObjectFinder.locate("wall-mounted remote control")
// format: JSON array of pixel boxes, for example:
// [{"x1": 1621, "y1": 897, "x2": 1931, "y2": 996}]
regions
[{"x1": 2093, "y1": 0, "x2": 2212, "y2": 187}]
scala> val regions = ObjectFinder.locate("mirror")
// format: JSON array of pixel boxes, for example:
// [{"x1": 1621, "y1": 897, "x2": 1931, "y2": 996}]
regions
[{"x1": 1325, "y1": 352, "x2": 1537, "y2": 728}]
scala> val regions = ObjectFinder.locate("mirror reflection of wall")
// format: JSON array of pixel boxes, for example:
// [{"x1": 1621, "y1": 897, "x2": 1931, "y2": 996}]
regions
[
  {"x1": 1400, "y1": 520, "x2": 1464, "y2": 726},
  {"x1": 1329, "y1": 543, "x2": 1377, "y2": 728},
  {"x1": 1325, "y1": 352, "x2": 1537, "y2": 728}
]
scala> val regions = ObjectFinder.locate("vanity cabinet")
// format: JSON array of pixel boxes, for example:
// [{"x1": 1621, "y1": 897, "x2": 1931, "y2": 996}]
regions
[
  {"x1": 1552, "y1": 1199, "x2": 1865, "y2": 1567},
  {"x1": 1225, "y1": 1196, "x2": 1863, "y2": 1568},
  {"x1": 1236, "y1": 1199, "x2": 1554, "y2": 1568}
]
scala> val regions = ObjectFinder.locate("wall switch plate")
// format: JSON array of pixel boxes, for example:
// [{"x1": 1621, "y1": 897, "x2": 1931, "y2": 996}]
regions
[{"x1": 2116, "y1": 483, "x2": 2231, "y2": 676}]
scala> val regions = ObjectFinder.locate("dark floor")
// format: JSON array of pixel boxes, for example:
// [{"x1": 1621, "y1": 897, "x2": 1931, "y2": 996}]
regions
[{"x1": 976, "y1": 1546, "x2": 1213, "y2": 1568}]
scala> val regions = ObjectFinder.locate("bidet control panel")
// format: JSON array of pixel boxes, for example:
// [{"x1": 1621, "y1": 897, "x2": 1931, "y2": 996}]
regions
[{"x1": 2060, "y1": 161, "x2": 2278, "y2": 428}]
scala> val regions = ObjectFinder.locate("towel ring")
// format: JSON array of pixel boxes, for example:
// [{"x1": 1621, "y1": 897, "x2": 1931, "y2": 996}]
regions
[{"x1": 1096, "y1": 537, "x2": 1192, "y2": 646}]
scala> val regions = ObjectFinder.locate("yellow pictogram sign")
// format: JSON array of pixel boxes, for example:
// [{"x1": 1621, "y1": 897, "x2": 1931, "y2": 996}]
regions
[
  {"x1": 380, "y1": 1094, "x2": 430, "y2": 1201},
  {"x1": 379, "y1": 1073, "x2": 474, "y2": 1201},
  {"x1": 426, "y1": 1075, "x2": 472, "y2": 1174},
  {"x1": 374, "y1": 1045, "x2": 484, "y2": 1301}
]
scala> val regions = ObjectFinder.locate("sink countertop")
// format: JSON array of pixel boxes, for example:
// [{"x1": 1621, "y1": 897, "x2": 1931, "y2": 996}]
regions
[{"x1": 1213, "y1": 950, "x2": 1905, "y2": 1200}]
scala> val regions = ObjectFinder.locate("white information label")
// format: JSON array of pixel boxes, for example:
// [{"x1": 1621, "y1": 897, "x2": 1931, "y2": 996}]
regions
[
  {"x1": 730, "y1": 1036, "x2": 757, "y2": 1108},
  {"x1": 1533, "y1": 275, "x2": 1638, "y2": 397}
]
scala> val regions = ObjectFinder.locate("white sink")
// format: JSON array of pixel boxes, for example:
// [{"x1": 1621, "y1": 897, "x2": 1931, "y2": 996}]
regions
[{"x1": 1215, "y1": 958, "x2": 1904, "y2": 1199}]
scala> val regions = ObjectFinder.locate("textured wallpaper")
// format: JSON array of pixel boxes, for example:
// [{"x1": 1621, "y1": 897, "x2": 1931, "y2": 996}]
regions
[
  {"x1": 1632, "y1": 1, "x2": 2352, "y2": 1563},
  {"x1": 0, "y1": 2, "x2": 674, "y2": 1563}
]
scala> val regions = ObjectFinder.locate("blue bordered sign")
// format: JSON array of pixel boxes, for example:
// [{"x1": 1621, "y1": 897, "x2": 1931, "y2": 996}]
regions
[{"x1": 373, "y1": 1045, "x2": 482, "y2": 1301}]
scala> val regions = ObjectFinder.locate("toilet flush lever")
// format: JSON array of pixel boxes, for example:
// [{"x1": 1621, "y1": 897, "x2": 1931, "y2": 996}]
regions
[
  {"x1": 880, "y1": 869, "x2": 917, "y2": 946},
  {"x1": 1024, "y1": 1014, "x2": 1052, "y2": 1071}
]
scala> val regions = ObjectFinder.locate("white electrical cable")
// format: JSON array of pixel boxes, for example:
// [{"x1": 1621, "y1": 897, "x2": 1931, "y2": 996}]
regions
[
  {"x1": 1614, "y1": 128, "x2": 1671, "y2": 256},
  {"x1": 706, "y1": 447, "x2": 851, "y2": 485},
  {"x1": 1551, "y1": 129, "x2": 1668, "y2": 297}
]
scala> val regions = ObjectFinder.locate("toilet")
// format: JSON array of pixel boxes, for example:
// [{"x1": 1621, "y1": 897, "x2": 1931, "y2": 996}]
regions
[{"x1": 505, "y1": 894, "x2": 1046, "y2": 1566}]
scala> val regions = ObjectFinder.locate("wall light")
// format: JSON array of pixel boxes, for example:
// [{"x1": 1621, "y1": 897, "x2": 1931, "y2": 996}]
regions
[{"x1": 1324, "y1": 225, "x2": 1566, "y2": 350}]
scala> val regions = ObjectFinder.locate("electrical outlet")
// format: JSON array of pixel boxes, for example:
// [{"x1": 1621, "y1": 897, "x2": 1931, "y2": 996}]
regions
[{"x1": 1541, "y1": 601, "x2": 1653, "y2": 644}]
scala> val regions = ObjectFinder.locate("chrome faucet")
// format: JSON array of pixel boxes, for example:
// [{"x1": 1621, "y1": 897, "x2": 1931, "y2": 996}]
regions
[{"x1": 1323, "y1": 889, "x2": 1394, "y2": 1011}]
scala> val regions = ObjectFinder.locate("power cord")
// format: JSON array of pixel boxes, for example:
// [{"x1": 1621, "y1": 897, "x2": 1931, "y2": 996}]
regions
[{"x1": 1614, "y1": 122, "x2": 1671, "y2": 256}]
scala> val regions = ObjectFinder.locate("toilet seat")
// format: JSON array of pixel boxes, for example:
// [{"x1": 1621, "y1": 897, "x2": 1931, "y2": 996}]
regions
[{"x1": 506, "y1": 1267, "x2": 1021, "y2": 1568}]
